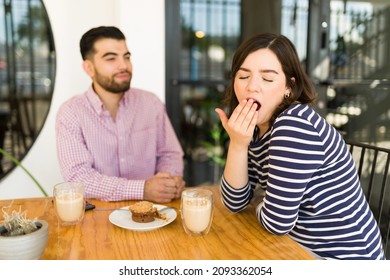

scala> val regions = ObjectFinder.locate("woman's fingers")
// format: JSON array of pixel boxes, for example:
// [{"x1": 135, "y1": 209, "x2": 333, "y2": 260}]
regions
[
  {"x1": 215, "y1": 108, "x2": 228, "y2": 127},
  {"x1": 215, "y1": 100, "x2": 257, "y2": 148},
  {"x1": 229, "y1": 99, "x2": 257, "y2": 132}
]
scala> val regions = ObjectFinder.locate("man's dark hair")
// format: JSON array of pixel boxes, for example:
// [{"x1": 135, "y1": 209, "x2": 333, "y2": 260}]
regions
[{"x1": 80, "y1": 26, "x2": 126, "y2": 60}]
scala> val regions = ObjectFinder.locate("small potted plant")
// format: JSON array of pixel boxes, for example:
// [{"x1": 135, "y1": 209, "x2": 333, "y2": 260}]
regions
[
  {"x1": 0, "y1": 148, "x2": 49, "y2": 259},
  {"x1": 0, "y1": 205, "x2": 48, "y2": 259}
]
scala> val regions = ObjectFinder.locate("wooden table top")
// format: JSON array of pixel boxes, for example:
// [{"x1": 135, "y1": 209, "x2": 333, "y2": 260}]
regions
[{"x1": 0, "y1": 186, "x2": 314, "y2": 260}]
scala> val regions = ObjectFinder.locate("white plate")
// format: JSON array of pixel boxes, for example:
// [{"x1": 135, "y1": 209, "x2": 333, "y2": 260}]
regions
[{"x1": 108, "y1": 204, "x2": 177, "y2": 231}]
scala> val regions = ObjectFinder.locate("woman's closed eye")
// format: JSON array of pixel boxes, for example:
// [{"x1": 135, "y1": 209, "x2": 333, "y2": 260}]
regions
[{"x1": 263, "y1": 77, "x2": 273, "y2": 82}]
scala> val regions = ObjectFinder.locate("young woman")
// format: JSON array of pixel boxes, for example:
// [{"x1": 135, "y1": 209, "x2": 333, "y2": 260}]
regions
[{"x1": 215, "y1": 33, "x2": 385, "y2": 260}]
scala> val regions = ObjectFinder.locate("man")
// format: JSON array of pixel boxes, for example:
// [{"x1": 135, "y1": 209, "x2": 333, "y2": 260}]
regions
[{"x1": 56, "y1": 26, "x2": 185, "y2": 202}]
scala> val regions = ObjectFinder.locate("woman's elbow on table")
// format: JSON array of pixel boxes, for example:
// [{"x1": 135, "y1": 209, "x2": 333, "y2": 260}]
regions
[
  {"x1": 221, "y1": 197, "x2": 248, "y2": 213},
  {"x1": 259, "y1": 215, "x2": 294, "y2": 236}
]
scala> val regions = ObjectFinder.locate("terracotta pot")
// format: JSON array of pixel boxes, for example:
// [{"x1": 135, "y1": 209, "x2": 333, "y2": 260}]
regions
[{"x1": 0, "y1": 220, "x2": 49, "y2": 260}]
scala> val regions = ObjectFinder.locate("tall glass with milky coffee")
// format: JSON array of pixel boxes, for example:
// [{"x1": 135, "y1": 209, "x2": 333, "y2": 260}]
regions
[
  {"x1": 53, "y1": 182, "x2": 85, "y2": 226},
  {"x1": 180, "y1": 189, "x2": 214, "y2": 236}
]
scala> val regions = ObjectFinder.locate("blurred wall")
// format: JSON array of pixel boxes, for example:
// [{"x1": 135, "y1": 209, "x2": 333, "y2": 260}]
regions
[{"x1": 0, "y1": 0, "x2": 166, "y2": 199}]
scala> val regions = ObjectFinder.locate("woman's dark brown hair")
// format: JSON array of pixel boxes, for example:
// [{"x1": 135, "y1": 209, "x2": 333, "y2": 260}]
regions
[{"x1": 223, "y1": 33, "x2": 317, "y2": 125}]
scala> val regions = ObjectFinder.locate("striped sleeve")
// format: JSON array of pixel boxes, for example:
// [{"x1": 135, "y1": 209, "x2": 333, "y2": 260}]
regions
[
  {"x1": 259, "y1": 112, "x2": 325, "y2": 235},
  {"x1": 220, "y1": 175, "x2": 253, "y2": 212}
]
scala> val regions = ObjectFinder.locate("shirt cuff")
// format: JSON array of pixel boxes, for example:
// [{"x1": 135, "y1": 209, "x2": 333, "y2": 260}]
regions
[{"x1": 122, "y1": 179, "x2": 145, "y2": 200}]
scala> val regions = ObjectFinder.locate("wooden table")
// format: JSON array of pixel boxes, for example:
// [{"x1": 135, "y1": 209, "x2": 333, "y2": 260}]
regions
[{"x1": 0, "y1": 186, "x2": 314, "y2": 260}]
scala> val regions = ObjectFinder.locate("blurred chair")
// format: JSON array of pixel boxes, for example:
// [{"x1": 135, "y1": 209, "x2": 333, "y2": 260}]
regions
[{"x1": 346, "y1": 141, "x2": 390, "y2": 258}]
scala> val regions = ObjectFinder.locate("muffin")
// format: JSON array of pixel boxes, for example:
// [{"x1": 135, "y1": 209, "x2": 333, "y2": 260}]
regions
[{"x1": 129, "y1": 201, "x2": 157, "y2": 223}]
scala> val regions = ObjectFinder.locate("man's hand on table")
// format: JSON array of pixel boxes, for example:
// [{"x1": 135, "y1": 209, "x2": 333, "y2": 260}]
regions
[{"x1": 144, "y1": 172, "x2": 186, "y2": 203}]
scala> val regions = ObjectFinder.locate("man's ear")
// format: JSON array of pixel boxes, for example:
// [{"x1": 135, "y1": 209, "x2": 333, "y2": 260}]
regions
[{"x1": 82, "y1": 60, "x2": 94, "y2": 77}]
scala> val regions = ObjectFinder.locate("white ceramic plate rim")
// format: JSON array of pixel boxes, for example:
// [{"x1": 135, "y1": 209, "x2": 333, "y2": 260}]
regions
[{"x1": 108, "y1": 204, "x2": 177, "y2": 231}]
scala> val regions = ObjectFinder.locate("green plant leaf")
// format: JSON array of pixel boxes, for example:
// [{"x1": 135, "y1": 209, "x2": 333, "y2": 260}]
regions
[{"x1": 0, "y1": 148, "x2": 48, "y2": 197}]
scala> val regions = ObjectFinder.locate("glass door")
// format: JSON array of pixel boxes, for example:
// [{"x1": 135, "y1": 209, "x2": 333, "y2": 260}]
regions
[
  {"x1": 326, "y1": 0, "x2": 390, "y2": 146},
  {"x1": 166, "y1": 0, "x2": 241, "y2": 185},
  {"x1": 166, "y1": 0, "x2": 390, "y2": 186}
]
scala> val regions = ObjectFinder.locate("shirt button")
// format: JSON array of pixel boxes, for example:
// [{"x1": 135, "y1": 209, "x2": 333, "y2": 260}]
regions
[{"x1": 120, "y1": 158, "x2": 125, "y2": 162}]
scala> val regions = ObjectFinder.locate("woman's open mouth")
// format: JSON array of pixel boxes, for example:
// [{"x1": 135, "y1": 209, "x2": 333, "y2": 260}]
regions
[{"x1": 247, "y1": 98, "x2": 261, "y2": 111}]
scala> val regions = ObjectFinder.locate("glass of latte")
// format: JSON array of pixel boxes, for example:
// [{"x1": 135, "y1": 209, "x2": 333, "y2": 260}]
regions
[
  {"x1": 53, "y1": 182, "x2": 85, "y2": 226},
  {"x1": 180, "y1": 189, "x2": 214, "y2": 236}
]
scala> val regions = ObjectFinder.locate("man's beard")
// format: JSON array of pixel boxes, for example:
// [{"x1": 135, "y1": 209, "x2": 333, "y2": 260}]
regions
[{"x1": 95, "y1": 71, "x2": 132, "y2": 94}]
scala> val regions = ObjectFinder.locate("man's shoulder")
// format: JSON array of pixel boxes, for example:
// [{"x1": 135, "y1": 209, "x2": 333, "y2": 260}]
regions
[
  {"x1": 62, "y1": 93, "x2": 86, "y2": 105},
  {"x1": 127, "y1": 88, "x2": 164, "y2": 105},
  {"x1": 129, "y1": 87, "x2": 158, "y2": 96},
  {"x1": 57, "y1": 93, "x2": 88, "y2": 117}
]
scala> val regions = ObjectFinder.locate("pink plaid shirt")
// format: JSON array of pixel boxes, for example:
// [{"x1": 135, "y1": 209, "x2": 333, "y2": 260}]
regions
[{"x1": 55, "y1": 86, "x2": 184, "y2": 201}]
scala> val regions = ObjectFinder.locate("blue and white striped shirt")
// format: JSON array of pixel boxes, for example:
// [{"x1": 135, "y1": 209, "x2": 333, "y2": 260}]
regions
[{"x1": 220, "y1": 103, "x2": 385, "y2": 260}]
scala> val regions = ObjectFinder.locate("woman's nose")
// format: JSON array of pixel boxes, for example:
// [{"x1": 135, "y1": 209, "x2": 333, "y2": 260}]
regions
[{"x1": 247, "y1": 76, "x2": 261, "y2": 92}]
